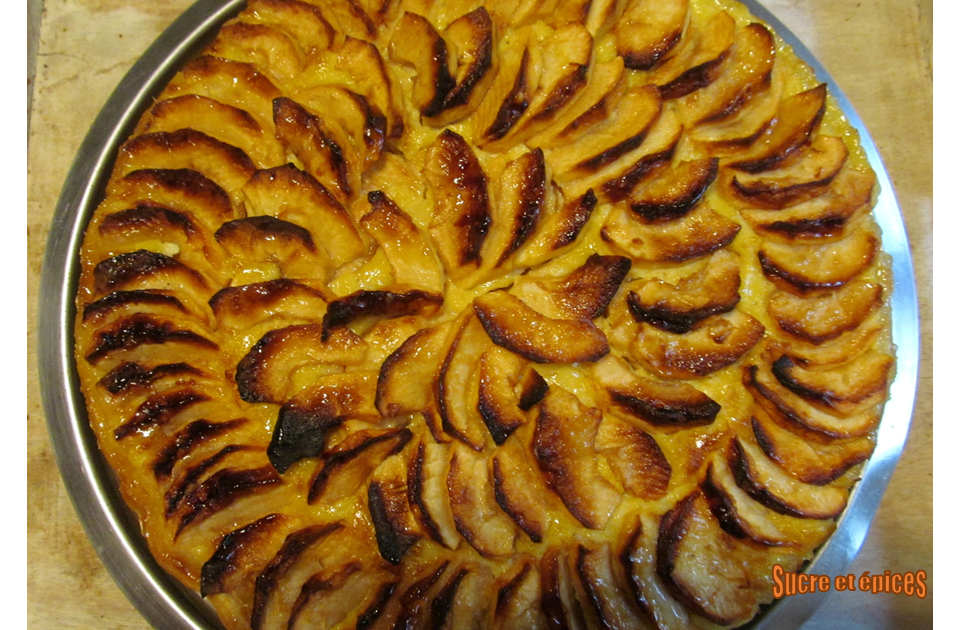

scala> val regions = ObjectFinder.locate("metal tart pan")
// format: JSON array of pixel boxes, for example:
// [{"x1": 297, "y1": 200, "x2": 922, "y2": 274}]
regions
[{"x1": 37, "y1": 1, "x2": 921, "y2": 628}]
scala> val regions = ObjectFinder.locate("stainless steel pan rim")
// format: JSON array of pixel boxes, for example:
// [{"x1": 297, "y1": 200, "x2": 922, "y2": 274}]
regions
[{"x1": 37, "y1": 1, "x2": 921, "y2": 628}]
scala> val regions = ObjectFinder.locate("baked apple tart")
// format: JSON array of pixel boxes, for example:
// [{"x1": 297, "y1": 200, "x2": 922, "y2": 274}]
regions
[{"x1": 73, "y1": 0, "x2": 895, "y2": 628}]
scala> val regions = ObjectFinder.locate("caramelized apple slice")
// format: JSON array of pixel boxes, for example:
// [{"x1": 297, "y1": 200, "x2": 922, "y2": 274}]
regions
[
  {"x1": 376, "y1": 321, "x2": 454, "y2": 418},
  {"x1": 436, "y1": 315, "x2": 494, "y2": 450},
  {"x1": 511, "y1": 254, "x2": 631, "y2": 321},
  {"x1": 83, "y1": 313, "x2": 218, "y2": 368},
  {"x1": 626, "y1": 249, "x2": 740, "y2": 333},
  {"x1": 769, "y1": 278, "x2": 883, "y2": 343},
  {"x1": 239, "y1": 0, "x2": 334, "y2": 54},
  {"x1": 105, "y1": 168, "x2": 235, "y2": 233},
  {"x1": 142, "y1": 94, "x2": 283, "y2": 169},
  {"x1": 742, "y1": 163, "x2": 876, "y2": 237},
  {"x1": 92, "y1": 249, "x2": 211, "y2": 300},
  {"x1": 676, "y1": 23, "x2": 775, "y2": 126},
  {"x1": 728, "y1": 85, "x2": 827, "y2": 173},
  {"x1": 474, "y1": 290, "x2": 610, "y2": 364},
  {"x1": 493, "y1": 558, "x2": 548, "y2": 630},
  {"x1": 321, "y1": 288, "x2": 443, "y2": 340},
  {"x1": 368, "y1": 453, "x2": 422, "y2": 564},
  {"x1": 492, "y1": 436, "x2": 558, "y2": 542},
  {"x1": 241, "y1": 164, "x2": 366, "y2": 268},
  {"x1": 200, "y1": 513, "x2": 292, "y2": 598},
  {"x1": 431, "y1": 562, "x2": 497, "y2": 629},
  {"x1": 447, "y1": 443, "x2": 518, "y2": 557},
  {"x1": 478, "y1": 346, "x2": 547, "y2": 445},
  {"x1": 745, "y1": 363, "x2": 883, "y2": 439},
  {"x1": 548, "y1": 85, "x2": 662, "y2": 181},
  {"x1": 114, "y1": 130, "x2": 256, "y2": 207},
  {"x1": 759, "y1": 226, "x2": 878, "y2": 294},
  {"x1": 408, "y1": 441, "x2": 461, "y2": 549},
  {"x1": 653, "y1": 10, "x2": 736, "y2": 99},
  {"x1": 730, "y1": 135, "x2": 848, "y2": 208},
  {"x1": 690, "y1": 68, "x2": 782, "y2": 151},
  {"x1": 596, "y1": 417, "x2": 671, "y2": 500},
  {"x1": 436, "y1": 7, "x2": 495, "y2": 122},
  {"x1": 424, "y1": 130, "x2": 491, "y2": 283},
  {"x1": 210, "y1": 279, "x2": 329, "y2": 330},
  {"x1": 602, "y1": 202, "x2": 741, "y2": 263},
  {"x1": 630, "y1": 310, "x2": 764, "y2": 379},
  {"x1": 473, "y1": 28, "x2": 535, "y2": 144},
  {"x1": 539, "y1": 546, "x2": 587, "y2": 629},
  {"x1": 628, "y1": 158, "x2": 718, "y2": 222},
  {"x1": 574, "y1": 543, "x2": 653, "y2": 629},
  {"x1": 390, "y1": 11, "x2": 455, "y2": 118},
  {"x1": 772, "y1": 352, "x2": 894, "y2": 415},
  {"x1": 729, "y1": 437, "x2": 847, "y2": 519},
  {"x1": 337, "y1": 37, "x2": 404, "y2": 139},
  {"x1": 533, "y1": 388, "x2": 622, "y2": 529},
  {"x1": 657, "y1": 490, "x2": 786, "y2": 626},
  {"x1": 593, "y1": 355, "x2": 720, "y2": 428},
  {"x1": 513, "y1": 189, "x2": 597, "y2": 268},
  {"x1": 273, "y1": 97, "x2": 354, "y2": 204},
  {"x1": 290, "y1": 85, "x2": 385, "y2": 169},
  {"x1": 308, "y1": 428, "x2": 413, "y2": 504},
  {"x1": 479, "y1": 149, "x2": 546, "y2": 272},
  {"x1": 594, "y1": 110, "x2": 684, "y2": 202},
  {"x1": 751, "y1": 406, "x2": 874, "y2": 485},
  {"x1": 614, "y1": 0, "x2": 687, "y2": 69},
  {"x1": 235, "y1": 324, "x2": 367, "y2": 403},
  {"x1": 287, "y1": 561, "x2": 397, "y2": 630},
  {"x1": 209, "y1": 21, "x2": 304, "y2": 83},
  {"x1": 269, "y1": 371, "x2": 380, "y2": 473},
  {"x1": 215, "y1": 215, "x2": 328, "y2": 280}
]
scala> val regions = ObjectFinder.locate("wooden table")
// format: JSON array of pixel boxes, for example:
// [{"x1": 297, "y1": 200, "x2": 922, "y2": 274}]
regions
[{"x1": 26, "y1": 1, "x2": 933, "y2": 627}]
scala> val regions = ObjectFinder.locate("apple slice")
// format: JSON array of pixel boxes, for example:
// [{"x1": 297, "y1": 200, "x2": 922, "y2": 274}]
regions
[
  {"x1": 626, "y1": 249, "x2": 740, "y2": 334},
  {"x1": 593, "y1": 355, "x2": 720, "y2": 428},
  {"x1": 602, "y1": 201, "x2": 741, "y2": 263},
  {"x1": 653, "y1": 10, "x2": 736, "y2": 99},
  {"x1": 81, "y1": 289, "x2": 195, "y2": 331},
  {"x1": 425, "y1": 130, "x2": 491, "y2": 283},
  {"x1": 92, "y1": 249, "x2": 211, "y2": 300},
  {"x1": 408, "y1": 440, "x2": 461, "y2": 549},
  {"x1": 321, "y1": 288, "x2": 443, "y2": 341},
  {"x1": 209, "y1": 21, "x2": 304, "y2": 83},
  {"x1": 596, "y1": 417, "x2": 671, "y2": 500},
  {"x1": 105, "y1": 168, "x2": 235, "y2": 233},
  {"x1": 675, "y1": 23, "x2": 776, "y2": 126},
  {"x1": 628, "y1": 158, "x2": 718, "y2": 222},
  {"x1": 656, "y1": 490, "x2": 786, "y2": 626},
  {"x1": 730, "y1": 135, "x2": 848, "y2": 208},
  {"x1": 474, "y1": 290, "x2": 610, "y2": 364},
  {"x1": 745, "y1": 363, "x2": 883, "y2": 439},
  {"x1": 287, "y1": 561, "x2": 397, "y2": 630},
  {"x1": 751, "y1": 406, "x2": 875, "y2": 485},
  {"x1": 493, "y1": 557, "x2": 548, "y2": 630},
  {"x1": 99, "y1": 360, "x2": 205, "y2": 398},
  {"x1": 152, "y1": 416, "x2": 249, "y2": 481},
  {"x1": 614, "y1": 0, "x2": 688, "y2": 69},
  {"x1": 479, "y1": 148, "x2": 547, "y2": 273},
  {"x1": 769, "y1": 278, "x2": 883, "y2": 343},
  {"x1": 630, "y1": 310, "x2": 764, "y2": 379},
  {"x1": 478, "y1": 346, "x2": 547, "y2": 445},
  {"x1": 234, "y1": 324, "x2": 367, "y2": 404},
  {"x1": 368, "y1": 453, "x2": 423, "y2": 565},
  {"x1": 539, "y1": 546, "x2": 586, "y2": 630},
  {"x1": 472, "y1": 28, "x2": 535, "y2": 145},
  {"x1": 742, "y1": 163, "x2": 876, "y2": 237},
  {"x1": 436, "y1": 314, "x2": 494, "y2": 450},
  {"x1": 376, "y1": 321, "x2": 455, "y2": 418},
  {"x1": 511, "y1": 254, "x2": 631, "y2": 321},
  {"x1": 430, "y1": 562, "x2": 497, "y2": 630},
  {"x1": 548, "y1": 85, "x2": 662, "y2": 181},
  {"x1": 513, "y1": 189, "x2": 597, "y2": 268},
  {"x1": 779, "y1": 315, "x2": 883, "y2": 366},
  {"x1": 729, "y1": 437, "x2": 848, "y2": 519},
  {"x1": 595, "y1": 110, "x2": 683, "y2": 203},
  {"x1": 242, "y1": 164, "x2": 366, "y2": 268},
  {"x1": 389, "y1": 11, "x2": 456, "y2": 118},
  {"x1": 238, "y1": 0, "x2": 334, "y2": 54},
  {"x1": 574, "y1": 543, "x2": 653, "y2": 629},
  {"x1": 772, "y1": 352, "x2": 894, "y2": 415},
  {"x1": 533, "y1": 388, "x2": 622, "y2": 529},
  {"x1": 291, "y1": 85, "x2": 385, "y2": 169},
  {"x1": 308, "y1": 428, "x2": 413, "y2": 504},
  {"x1": 200, "y1": 513, "x2": 292, "y2": 598},
  {"x1": 215, "y1": 215, "x2": 328, "y2": 280},
  {"x1": 84, "y1": 313, "x2": 218, "y2": 368},
  {"x1": 209, "y1": 279, "x2": 331, "y2": 330},
  {"x1": 758, "y1": 226, "x2": 878, "y2": 294},
  {"x1": 337, "y1": 37, "x2": 404, "y2": 139},
  {"x1": 435, "y1": 7, "x2": 495, "y2": 123},
  {"x1": 447, "y1": 443, "x2": 518, "y2": 557},
  {"x1": 142, "y1": 94, "x2": 283, "y2": 169},
  {"x1": 164, "y1": 55, "x2": 281, "y2": 135},
  {"x1": 491, "y1": 432, "x2": 567, "y2": 543},
  {"x1": 173, "y1": 462, "x2": 284, "y2": 537},
  {"x1": 114, "y1": 129, "x2": 256, "y2": 207},
  {"x1": 689, "y1": 68, "x2": 782, "y2": 151},
  {"x1": 269, "y1": 371, "x2": 380, "y2": 473},
  {"x1": 728, "y1": 84, "x2": 827, "y2": 173},
  {"x1": 113, "y1": 387, "x2": 212, "y2": 440}
]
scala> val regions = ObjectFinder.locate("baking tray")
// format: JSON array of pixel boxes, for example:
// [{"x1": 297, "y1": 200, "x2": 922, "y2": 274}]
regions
[{"x1": 37, "y1": 1, "x2": 921, "y2": 628}]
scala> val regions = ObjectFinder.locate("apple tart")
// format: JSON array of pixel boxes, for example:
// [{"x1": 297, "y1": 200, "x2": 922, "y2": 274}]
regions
[{"x1": 73, "y1": 0, "x2": 894, "y2": 628}]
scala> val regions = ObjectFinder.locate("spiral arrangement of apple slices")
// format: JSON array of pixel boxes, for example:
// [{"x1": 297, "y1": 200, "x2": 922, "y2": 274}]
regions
[{"x1": 73, "y1": 0, "x2": 894, "y2": 628}]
